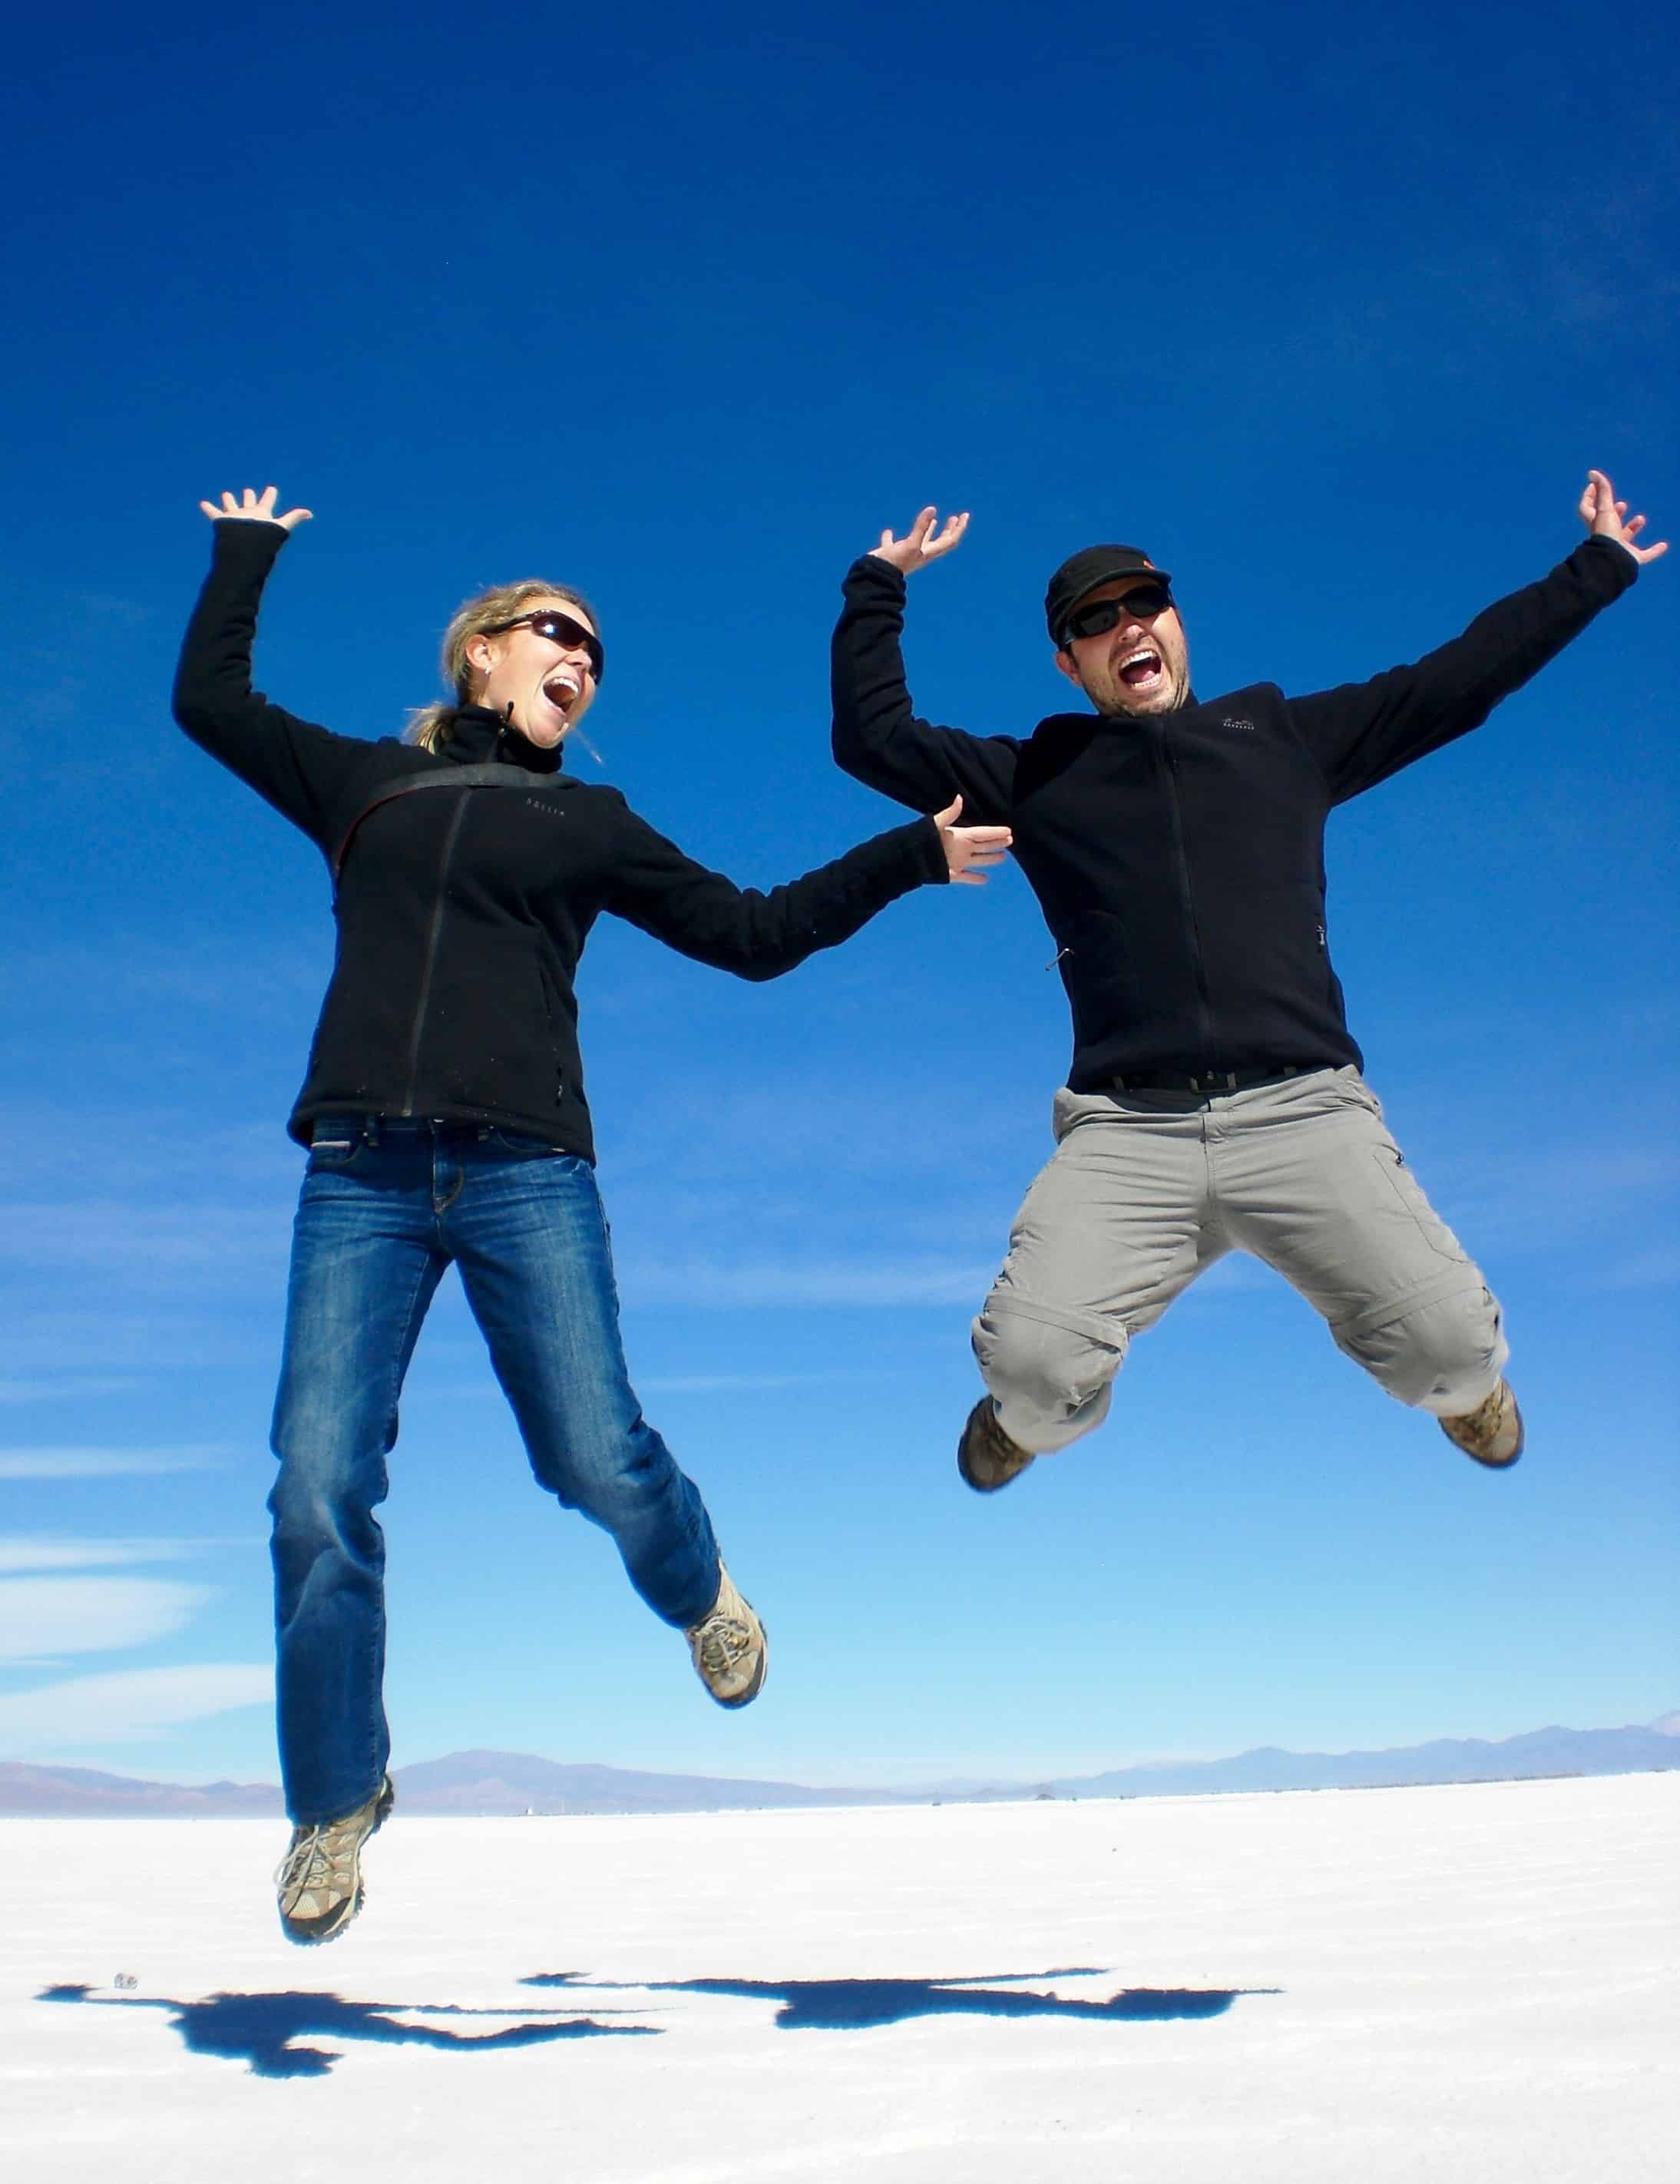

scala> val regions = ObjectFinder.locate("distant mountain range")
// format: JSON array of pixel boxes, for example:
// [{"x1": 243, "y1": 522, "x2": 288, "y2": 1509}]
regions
[{"x1": 3, "y1": 1715, "x2": 1675, "y2": 1817}]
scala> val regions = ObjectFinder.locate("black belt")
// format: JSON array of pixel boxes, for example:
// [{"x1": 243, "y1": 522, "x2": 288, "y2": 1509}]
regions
[
  {"x1": 312, "y1": 1114, "x2": 494, "y2": 1143},
  {"x1": 1112, "y1": 1064, "x2": 1307, "y2": 1095}
]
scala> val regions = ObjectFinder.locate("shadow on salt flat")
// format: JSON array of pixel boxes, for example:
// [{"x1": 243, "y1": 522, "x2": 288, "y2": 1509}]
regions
[
  {"x1": 524, "y1": 1967, "x2": 1275, "y2": 2030},
  {"x1": 36, "y1": 1982, "x2": 658, "y2": 2080}
]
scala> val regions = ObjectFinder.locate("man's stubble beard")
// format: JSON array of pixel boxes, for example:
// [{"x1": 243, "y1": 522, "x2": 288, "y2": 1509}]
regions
[{"x1": 1089, "y1": 653, "x2": 1192, "y2": 720}]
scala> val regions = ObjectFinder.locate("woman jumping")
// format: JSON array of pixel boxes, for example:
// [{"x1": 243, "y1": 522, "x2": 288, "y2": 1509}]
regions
[{"x1": 174, "y1": 486, "x2": 1010, "y2": 1944}]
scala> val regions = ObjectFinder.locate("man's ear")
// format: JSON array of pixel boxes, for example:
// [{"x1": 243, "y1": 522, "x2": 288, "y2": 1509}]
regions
[{"x1": 1052, "y1": 645, "x2": 1083, "y2": 691}]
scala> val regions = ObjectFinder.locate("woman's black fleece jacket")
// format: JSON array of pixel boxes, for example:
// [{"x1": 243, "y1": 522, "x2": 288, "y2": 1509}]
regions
[
  {"x1": 832, "y1": 535, "x2": 1638, "y2": 1090},
  {"x1": 174, "y1": 521, "x2": 947, "y2": 1158}
]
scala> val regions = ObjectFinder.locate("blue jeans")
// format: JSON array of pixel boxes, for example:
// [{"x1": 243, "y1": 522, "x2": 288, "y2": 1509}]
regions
[{"x1": 269, "y1": 1118, "x2": 721, "y2": 1824}]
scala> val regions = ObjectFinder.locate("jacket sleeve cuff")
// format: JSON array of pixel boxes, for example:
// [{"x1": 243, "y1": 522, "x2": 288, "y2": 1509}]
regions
[
  {"x1": 909, "y1": 813, "x2": 950, "y2": 884},
  {"x1": 1576, "y1": 531, "x2": 1641, "y2": 598},
  {"x1": 210, "y1": 519, "x2": 291, "y2": 569},
  {"x1": 842, "y1": 554, "x2": 908, "y2": 603}
]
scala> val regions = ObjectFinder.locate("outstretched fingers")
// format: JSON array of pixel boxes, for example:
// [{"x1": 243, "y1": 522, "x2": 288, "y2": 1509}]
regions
[
  {"x1": 200, "y1": 485, "x2": 313, "y2": 530},
  {"x1": 1580, "y1": 468, "x2": 1666, "y2": 564},
  {"x1": 918, "y1": 508, "x2": 969, "y2": 561},
  {"x1": 932, "y1": 796, "x2": 1014, "y2": 885},
  {"x1": 867, "y1": 505, "x2": 971, "y2": 574},
  {"x1": 947, "y1": 827, "x2": 1014, "y2": 885}
]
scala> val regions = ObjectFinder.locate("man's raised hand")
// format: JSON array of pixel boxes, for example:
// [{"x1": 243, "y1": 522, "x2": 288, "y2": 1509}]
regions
[
  {"x1": 1579, "y1": 470, "x2": 1666, "y2": 566},
  {"x1": 933, "y1": 795, "x2": 1012, "y2": 886},
  {"x1": 199, "y1": 485, "x2": 313, "y2": 531},
  {"x1": 870, "y1": 506, "x2": 969, "y2": 575}
]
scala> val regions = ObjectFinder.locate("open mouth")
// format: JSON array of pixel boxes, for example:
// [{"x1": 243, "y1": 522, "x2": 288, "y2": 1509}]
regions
[
  {"x1": 1118, "y1": 647, "x2": 1163, "y2": 690},
  {"x1": 541, "y1": 672, "x2": 581, "y2": 716}
]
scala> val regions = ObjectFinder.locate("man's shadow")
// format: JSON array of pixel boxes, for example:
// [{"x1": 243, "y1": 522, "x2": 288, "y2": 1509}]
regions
[
  {"x1": 37, "y1": 1981, "x2": 658, "y2": 2080},
  {"x1": 524, "y1": 1967, "x2": 1275, "y2": 2030}
]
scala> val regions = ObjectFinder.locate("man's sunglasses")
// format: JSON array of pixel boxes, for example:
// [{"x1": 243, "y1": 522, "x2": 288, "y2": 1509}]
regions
[
  {"x1": 482, "y1": 609, "x2": 604, "y2": 684},
  {"x1": 1061, "y1": 581, "x2": 1174, "y2": 644}
]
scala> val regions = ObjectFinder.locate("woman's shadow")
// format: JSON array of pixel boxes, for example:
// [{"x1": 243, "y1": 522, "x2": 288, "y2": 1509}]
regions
[{"x1": 37, "y1": 1981, "x2": 658, "y2": 2080}]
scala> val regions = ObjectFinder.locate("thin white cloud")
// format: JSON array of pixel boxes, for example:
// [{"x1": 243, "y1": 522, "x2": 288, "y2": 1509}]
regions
[
  {"x1": 1417, "y1": 1140, "x2": 1680, "y2": 1260},
  {"x1": 1584, "y1": 1245, "x2": 1680, "y2": 1292},
  {"x1": 622, "y1": 1253, "x2": 1275, "y2": 1312},
  {"x1": 0, "y1": 1538, "x2": 239, "y2": 1574},
  {"x1": 623, "y1": 1259, "x2": 995, "y2": 1309},
  {"x1": 0, "y1": 1312, "x2": 273, "y2": 1381},
  {"x1": 0, "y1": 1444, "x2": 229, "y2": 1479},
  {"x1": 0, "y1": 1663, "x2": 272, "y2": 1747},
  {"x1": 0, "y1": 1377, "x2": 144, "y2": 1406},
  {"x1": 0, "y1": 1202, "x2": 284, "y2": 1276},
  {"x1": 0, "y1": 1576, "x2": 215, "y2": 1663},
  {"x1": 608, "y1": 1094, "x2": 1030, "y2": 1194},
  {"x1": 639, "y1": 1372, "x2": 872, "y2": 1395}
]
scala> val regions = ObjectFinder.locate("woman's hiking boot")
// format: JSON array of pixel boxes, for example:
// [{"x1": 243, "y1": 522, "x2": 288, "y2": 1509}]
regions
[
  {"x1": 685, "y1": 1564, "x2": 767, "y2": 1708},
  {"x1": 275, "y1": 1774, "x2": 395, "y2": 1945}
]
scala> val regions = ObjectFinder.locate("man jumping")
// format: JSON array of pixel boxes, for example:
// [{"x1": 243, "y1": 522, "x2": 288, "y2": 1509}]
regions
[{"x1": 832, "y1": 472, "x2": 1663, "y2": 1489}]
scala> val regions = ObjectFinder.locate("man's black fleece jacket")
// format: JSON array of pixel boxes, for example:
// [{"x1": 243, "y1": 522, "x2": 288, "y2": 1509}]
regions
[
  {"x1": 174, "y1": 521, "x2": 947, "y2": 1158},
  {"x1": 832, "y1": 536, "x2": 1638, "y2": 1089}
]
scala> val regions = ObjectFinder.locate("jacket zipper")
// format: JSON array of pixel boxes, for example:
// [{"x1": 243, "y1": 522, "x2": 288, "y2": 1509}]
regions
[
  {"x1": 1153, "y1": 723, "x2": 1215, "y2": 1066},
  {"x1": 399, "y1": 796, "x2": 471, "y2": 1115}
]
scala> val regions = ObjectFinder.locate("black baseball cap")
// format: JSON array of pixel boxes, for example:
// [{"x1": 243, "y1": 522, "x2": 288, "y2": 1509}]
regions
[{"x1": 1045, "y1": 546, "x2": 1172, "y2": 645}]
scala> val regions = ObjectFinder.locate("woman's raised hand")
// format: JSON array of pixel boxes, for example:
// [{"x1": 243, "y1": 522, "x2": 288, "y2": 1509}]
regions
[
  {"x1": 933, "y1": 795, "x2": 1012, "y2": 886},
  {"x1": 870, "y1": 506, "x2": 969, "y2": 574},
  {"x1": 199, "y1": 485, "x2": 313, "y2": 531},
  {"x1": 1577, "y1": 469, "x2": 1665, "y2": 565}
]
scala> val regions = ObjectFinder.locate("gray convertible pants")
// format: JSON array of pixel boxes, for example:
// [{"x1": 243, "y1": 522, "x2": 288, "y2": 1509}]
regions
[{"x1": 972, "y1": 1067, "x2": 1506, "y2": 1453}]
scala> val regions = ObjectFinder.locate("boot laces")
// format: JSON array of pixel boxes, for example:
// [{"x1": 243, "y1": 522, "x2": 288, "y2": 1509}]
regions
[
  {"x1": 1457, "y1": 1384, "x2": 1505, "y2": 1444},
  {"x1": 275, "y1": 1812, "x2": 366, "y2": 1901},
  {"x1": 696, "y1": 1614, "x2": 752, "y2": 1676},
  {"x1": 276, "y1": 1825, "x2": 338, "y2": 1897}
]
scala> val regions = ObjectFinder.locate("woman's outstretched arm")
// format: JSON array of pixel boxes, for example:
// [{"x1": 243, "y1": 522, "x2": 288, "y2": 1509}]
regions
[
  {"x1": 603, "y1": 793, "x2": 1010, "y2": 981},
  {"x1": 173, "y1": 487, "x2": 376, "y2": 847}
]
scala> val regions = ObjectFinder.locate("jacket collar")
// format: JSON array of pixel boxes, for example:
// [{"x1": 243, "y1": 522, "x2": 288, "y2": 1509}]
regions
[{"x1": 442, "y1": 705, "x2": 565, "y2": 775}]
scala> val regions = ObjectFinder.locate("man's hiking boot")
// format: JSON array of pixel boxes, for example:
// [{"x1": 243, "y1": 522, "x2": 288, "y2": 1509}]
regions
[
  {"x1": 275, "y1": 1775, "x2": 394, "y2": 1946},
  {"x1": 1438, "y1": 1378, "x2": 1524, "y2": 1469},
  {"x1": 957, "y1": 1395, "x2": 1037, "y2": 1493},
  {"x1": 686, "y1": 1564, "x2": 767, "y2": 1708}
]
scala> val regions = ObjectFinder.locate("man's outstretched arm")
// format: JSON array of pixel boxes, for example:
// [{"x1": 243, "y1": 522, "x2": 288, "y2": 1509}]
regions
[
  {"x1": 1290, "y1": 470, "x2": 1663, "y2": 803},
  {"x1": 832, "y1": 506, "x2": 1021, "y2": 823}
]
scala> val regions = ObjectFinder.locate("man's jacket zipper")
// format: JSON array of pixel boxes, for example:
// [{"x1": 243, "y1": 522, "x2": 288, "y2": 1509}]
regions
[{"x1": 1153, "y1": 724, "x2": 1215, "y2": 1065}]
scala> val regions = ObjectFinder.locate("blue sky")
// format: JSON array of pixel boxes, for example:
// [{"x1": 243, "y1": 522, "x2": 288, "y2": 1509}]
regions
[{"x1": 2, "y1": 0, "x2": 1675, "y2": 1786}]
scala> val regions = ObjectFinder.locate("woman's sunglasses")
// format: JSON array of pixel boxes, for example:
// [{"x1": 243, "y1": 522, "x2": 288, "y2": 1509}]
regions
[
  {"x1": 1061, "y1": 581, "x2": 1174, "y2": 644},
  {"x1": 483, "y1": 609, "x2": 605, "y2": 684}
]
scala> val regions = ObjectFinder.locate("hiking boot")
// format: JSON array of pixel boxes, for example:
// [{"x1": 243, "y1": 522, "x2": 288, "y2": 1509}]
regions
[
  {"x1": 1439, "y1": 1378, "x2": 1524, "y2": 1469},
  {"x1": 686, "y1": 1564, "x2": 766, "y2": 1708},
  {"x1": 275, "y1": 1775, "x2": 394, "y2": 1946},
  {"x1": 957, "y1": 1395, "x2": 1037, "y2": 1493}
]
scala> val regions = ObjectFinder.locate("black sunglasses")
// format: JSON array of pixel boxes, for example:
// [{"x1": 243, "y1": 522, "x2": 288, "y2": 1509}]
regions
[
  {"x1": 482, "y1": 609, "x2": 604, "y2": 684},
  {"x1": 1061, "y1": 581, "x2": 1174, "y2": 644}
]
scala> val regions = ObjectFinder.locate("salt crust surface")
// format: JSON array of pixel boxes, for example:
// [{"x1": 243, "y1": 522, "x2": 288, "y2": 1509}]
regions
[{"x1": 2, "y1": 1773, "x2": 1676, "y2": 2182}]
